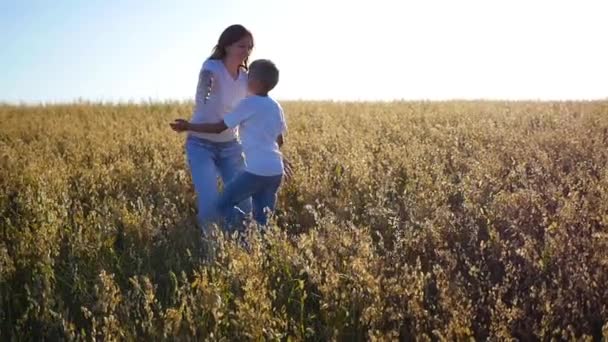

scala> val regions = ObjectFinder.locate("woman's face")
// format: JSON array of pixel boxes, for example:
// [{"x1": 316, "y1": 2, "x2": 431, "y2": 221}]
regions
[{"x1": 225, "y1": 35, "x2": 253, "y2": 63}]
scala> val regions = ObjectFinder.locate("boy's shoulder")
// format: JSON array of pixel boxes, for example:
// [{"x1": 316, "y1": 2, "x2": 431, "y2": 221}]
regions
[
  {"x1": 265, "y1": 96, "x2": 283, "y2": 114},
  {"x1": 246, "y1": 95, "x2": 280, "y2": 106},
  {"x1": 242, "y1": 96, "x2": 282, "y2": 116},
  {"x1": 261, "y1": 95, "x2": 282, "y2": 109},
  {"x1": 236, "y1": 95, "x2": 265, "y2": 111}
]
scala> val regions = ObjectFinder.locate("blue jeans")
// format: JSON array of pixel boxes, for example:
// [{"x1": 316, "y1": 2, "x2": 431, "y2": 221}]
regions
[
  {"x1": 218, "y1": 171, "x2": 283, "y2": 227},
  {"x1": 185, "y1": 135, "x2": 252, "y2": 229}
]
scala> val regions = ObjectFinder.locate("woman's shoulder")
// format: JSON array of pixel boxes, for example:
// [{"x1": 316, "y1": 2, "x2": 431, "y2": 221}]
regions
[{"x1": 202, "y1": 58, "x2": 222, "y2": 72}]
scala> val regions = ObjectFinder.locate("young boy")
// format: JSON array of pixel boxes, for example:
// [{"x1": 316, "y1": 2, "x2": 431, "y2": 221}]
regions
[{"x1": 170, "y1": 59, "x2": 287, "y2": 227}]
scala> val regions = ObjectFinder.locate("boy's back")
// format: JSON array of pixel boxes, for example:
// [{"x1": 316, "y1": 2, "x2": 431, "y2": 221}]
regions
[{"x1": 224, "y1": 95, "x2": 287, "y2": 177}]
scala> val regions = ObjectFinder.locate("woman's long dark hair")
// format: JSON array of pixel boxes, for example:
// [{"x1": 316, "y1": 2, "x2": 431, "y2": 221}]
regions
[{"x1": 209, "y1": 24, "x2": 253, "y2": 70}]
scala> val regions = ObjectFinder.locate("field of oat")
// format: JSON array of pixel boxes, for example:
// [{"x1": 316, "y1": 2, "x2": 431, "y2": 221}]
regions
[{"x1": 1, "y1": 101, "x2": 608, "y2": 340}]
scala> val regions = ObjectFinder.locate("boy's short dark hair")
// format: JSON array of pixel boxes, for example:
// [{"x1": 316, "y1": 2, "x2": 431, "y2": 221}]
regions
[{"x1": 249, "y1": 59, "x2": 279, "y2": 92}]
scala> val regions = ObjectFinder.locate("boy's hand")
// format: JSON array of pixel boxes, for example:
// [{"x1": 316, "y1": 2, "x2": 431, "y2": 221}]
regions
[
  {"x1": 170, "y1": 119, "x2": 190, "y2": 132},
  {"x1": 283, "y1": 157, "x2": 294, "y2": 181}
]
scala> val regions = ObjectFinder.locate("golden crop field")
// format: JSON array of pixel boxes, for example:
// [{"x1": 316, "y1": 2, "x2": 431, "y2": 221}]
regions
[{"x1": 1, "y1": 101, "x2": 608, "y2": 340}]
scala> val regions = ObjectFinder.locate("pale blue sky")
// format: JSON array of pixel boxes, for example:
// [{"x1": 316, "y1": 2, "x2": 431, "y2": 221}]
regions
[{"x1": 1, "y1": 0, "x2": 607, "y2": 103}]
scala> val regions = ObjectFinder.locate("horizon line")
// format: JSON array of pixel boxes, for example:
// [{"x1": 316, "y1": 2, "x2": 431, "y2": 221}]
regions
[{"x1": 1, "y1": 96, "x2": 607, "y2": 106}]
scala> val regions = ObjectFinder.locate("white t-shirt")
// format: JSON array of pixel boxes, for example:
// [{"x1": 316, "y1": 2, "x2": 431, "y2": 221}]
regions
[
  {"x1": 223, "y1": 95, "x2": 287, "y2": 176},
  {"x1": 190, "y1": 59, "x2": 248, "y2": 142}
]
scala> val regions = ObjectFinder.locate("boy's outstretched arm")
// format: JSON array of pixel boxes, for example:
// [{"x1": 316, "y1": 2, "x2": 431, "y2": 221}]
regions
[{"x1": 169, "y1": 119, "x2": 228, "y2": 134}]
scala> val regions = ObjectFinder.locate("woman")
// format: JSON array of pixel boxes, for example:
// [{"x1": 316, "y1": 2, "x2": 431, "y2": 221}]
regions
[{"x1": 185, "y1": 24, "x2": 254, "y2": 230}]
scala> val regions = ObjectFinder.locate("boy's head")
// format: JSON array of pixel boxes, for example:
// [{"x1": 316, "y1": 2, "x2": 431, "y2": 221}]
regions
[{"x1": 247, "y1": 59, "x2": 279, "y2": 95}]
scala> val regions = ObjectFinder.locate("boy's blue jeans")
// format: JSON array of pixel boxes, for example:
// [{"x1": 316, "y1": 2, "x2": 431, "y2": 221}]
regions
[
  {"x1": 218, "y1": 171, "x2": 283, "y2": 227},
  {"x1": 185, "y1": 135, "x2": 252, "y2": 230}
]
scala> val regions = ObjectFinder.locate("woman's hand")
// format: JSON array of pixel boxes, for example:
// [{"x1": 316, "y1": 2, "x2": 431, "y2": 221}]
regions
[{"x1": 170, "y1": 119, "x2": 190, "y2": 132}]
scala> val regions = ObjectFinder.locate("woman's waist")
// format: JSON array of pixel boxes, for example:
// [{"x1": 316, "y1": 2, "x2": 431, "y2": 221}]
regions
[
  {"x1": 192, "y1": 102, "x2": 238, "y2": 121},
  {"x1": 188, "y1": 110, "x2": 238, "y2": 142},
  {"x1": 187, "y1": 130, "x2": 238, "y2": 144}
]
